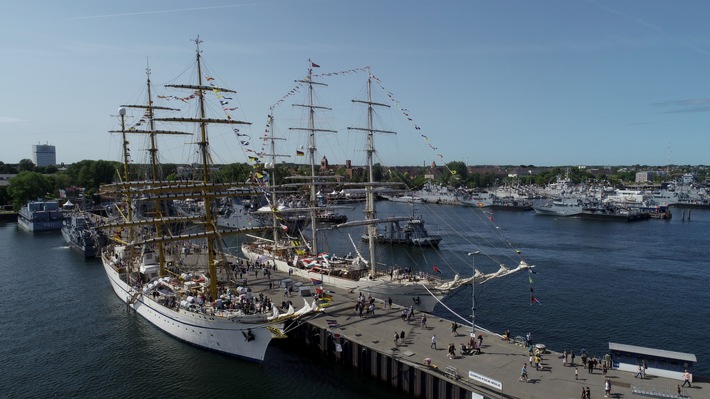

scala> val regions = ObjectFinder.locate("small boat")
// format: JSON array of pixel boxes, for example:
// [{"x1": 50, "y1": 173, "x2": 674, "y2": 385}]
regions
[
  {"x1": 316, "y1": 209, "x2": 348, "y2": 224},
  {"x1": 61, "y1": 212, "x2": 107, "y2": 257},
  {"x1": 362, "y1": 216, "x2": 442, "y2": 247},
  {"x1": 577, "y1": 202, "x2": 650, "y2": 222},
  {"x1": 533, "y1": 198, "x2": 585, "y2": 217},
  {"x1": 458, "y1": 191, "x2": 494, "y2": 208},
  {"x1": 383, "y1": 194, "x2": 424, "y2": 203}
]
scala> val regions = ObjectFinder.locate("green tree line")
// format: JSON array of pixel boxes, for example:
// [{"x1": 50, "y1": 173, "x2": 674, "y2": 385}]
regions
[{"x1": 2, "y1": 157, "x2": 705, "y2": 211}]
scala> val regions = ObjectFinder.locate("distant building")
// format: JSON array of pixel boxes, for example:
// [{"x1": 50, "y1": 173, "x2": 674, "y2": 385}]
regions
[
  {"x1": 32, "y1": 144, "x2": 56, "y2": 167},
  {"x1": 635, "y1": 170, "x2": 668, "y2": 183}
]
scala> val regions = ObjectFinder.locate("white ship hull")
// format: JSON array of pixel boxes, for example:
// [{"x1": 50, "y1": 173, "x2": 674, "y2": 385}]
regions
[
  {"x1": 533, "y1": 199, "x2": 584, "y2": 217},
  {"x1": 101, "y1": 252, "x2": 276, "y2": 363}
]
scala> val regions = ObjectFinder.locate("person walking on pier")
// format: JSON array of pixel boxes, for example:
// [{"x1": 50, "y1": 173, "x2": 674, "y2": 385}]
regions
[
  {"x1": 682, "y1": 369, "x2": 692, "y2": 388},
  {"x1": 431, "y1": 334, "x2": 437, "y2": 349},
  {"x1": 400, "y1": 330, "x2": 405, "y2": 345},
  {"x1": 394, "y1": 332, "x2": 399, "y2": 347},
  {"x1": 519, "y1": 364, "x2": 528, "y2": 382},
  {"x1": 634, "y1": 364, "x2": 644, "y2": 378},
  {"x1": 571, "y1": 352, "x2": 576, "y2": 366},
  {"x1": 604, "y1": 378, "x2": 611, "y2": 398},
  {"x1": 420, "y1": 315, "x2": 427, "y2": 329},
  {"x1": 447, "y1": 343, "x2": 456, "y2": 359}
]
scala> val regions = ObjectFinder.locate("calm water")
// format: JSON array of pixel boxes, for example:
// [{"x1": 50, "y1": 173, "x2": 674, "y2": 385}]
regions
[
  {"x1": 1, "y1": 204, "x2": 708, "y2": 397},
  {"x1": 319, "y1": 202, "x2": 710, "y2": 375},
  {"x1": 0, "y1": 222, "x2": 406, "y2": 399}
]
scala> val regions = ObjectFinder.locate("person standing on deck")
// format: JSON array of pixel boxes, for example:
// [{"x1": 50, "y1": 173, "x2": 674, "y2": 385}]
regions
[{"x1": 431, "y1": 334, "x2": 437, "y2": 349}]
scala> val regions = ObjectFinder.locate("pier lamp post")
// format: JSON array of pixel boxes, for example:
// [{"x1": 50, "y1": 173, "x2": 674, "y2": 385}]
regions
[{"x1": 467, "y1": 251, "x2": 480, "y2": 346}]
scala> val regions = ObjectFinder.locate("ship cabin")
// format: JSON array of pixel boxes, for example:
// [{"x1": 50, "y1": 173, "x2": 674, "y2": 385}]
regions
[{"x1": 609, "y1": 342, "x2": 697, "y2": 382}]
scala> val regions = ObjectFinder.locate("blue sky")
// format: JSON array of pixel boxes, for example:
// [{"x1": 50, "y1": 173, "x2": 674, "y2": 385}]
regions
[{"x1": 2, "y1": 0, "x2": 710, "y2": 168}]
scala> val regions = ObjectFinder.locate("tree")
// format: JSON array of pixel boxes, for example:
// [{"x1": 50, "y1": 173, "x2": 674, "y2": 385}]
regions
[
  {"x1": 7, "y1": 171, "x2": 54, "y2": 210},
  {"x1": 0, "y1": 161, "x2": 17, "y2": 174},
  {"x1": 61, "y1": 160, "x2": 120, "y2": 190},
  {"x1": 218, "y1": 163, "x2": 252, "y2": 183},
  {"x1": 0, "y1": 186, "x2": 9, "y2": 207},
  {"x1": 372, "y1": 163, "x2": 383, "y2": 182},
  {"x1": 18, "y1": 159, "x2": 35, "y2": 172}
]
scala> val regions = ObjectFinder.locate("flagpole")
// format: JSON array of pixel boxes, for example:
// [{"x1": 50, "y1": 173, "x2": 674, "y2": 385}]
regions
[{"x1": 467, "y1": 251, "x2": 480, "y2": 346}]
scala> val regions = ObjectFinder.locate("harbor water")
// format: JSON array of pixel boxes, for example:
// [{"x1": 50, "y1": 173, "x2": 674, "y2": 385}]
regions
[{"x1": 1, "y1": 203, "x2": 708, "y2": 398}]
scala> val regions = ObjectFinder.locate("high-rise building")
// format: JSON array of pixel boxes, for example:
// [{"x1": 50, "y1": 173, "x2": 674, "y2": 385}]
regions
[{"x1": 32, "y1": 144, "x2": 56, "y2": 167}]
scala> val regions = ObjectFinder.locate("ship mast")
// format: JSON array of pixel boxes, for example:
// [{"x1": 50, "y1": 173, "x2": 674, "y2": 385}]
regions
[
  {"x1": 290, "y1": 61, "x2": 336, "y2": 255},
  {"x1": 118, "y1": 107, "x2": 133, "y2": 259},
  {"x1": 347, "y1": 68, "x2": 396, "y2": 276},
  {"x1": 157, "y1": 37, "x2": 252, "y2": 299},
  {"x1": 112, "y1": 63, "x2": 186, "y2": 277},
  {"x1": 264, "y1": 114, "x2": 289, "y2": 245}
]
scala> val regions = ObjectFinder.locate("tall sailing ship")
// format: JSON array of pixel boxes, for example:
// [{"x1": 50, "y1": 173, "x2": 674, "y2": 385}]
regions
[
  {"x1": 99, "y1": 39, "x2": 310, "y2": 363},
  {"x1": 241, "y1": 66, "x2": 532, "y2": 312}
]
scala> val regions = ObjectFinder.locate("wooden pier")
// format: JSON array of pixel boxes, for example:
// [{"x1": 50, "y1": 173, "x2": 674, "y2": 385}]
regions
[{"x1": 252, "y1": 267, "x2": 708, "y2": 399}]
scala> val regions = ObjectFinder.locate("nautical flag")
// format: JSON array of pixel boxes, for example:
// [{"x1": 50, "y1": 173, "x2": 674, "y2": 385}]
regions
[
  {"x1": 296, "y1": 150, "x2": 305, "y2": 156},
  {"x1": 311, "y1": 62, "x2": 320, "y2": 68},
  {"x1": 530, "y1": 295, "x2": 541, "y2": 305},
  {"x1": 529, "y1": 276, "x2": 533, "y2": 284},
  {"x1": 433, "y1": 265, "x2": 442, "y2": 274},
  {"x1": 311, "y1": 278, "x2": 322, "y2": 285}
]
